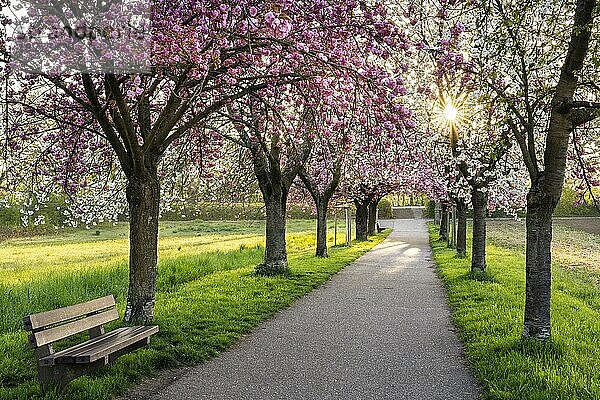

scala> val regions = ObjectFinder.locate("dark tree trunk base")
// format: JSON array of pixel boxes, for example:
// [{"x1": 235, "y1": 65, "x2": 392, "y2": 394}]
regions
[
  {"x1": 522, "y1": 322, "x2": 551, "y2": 341},
  {"x1": 367, "y1": 201, "x2": 378, "y2": 237},
  {"x1": 315, "y1": 199, "x2": 328, "y2": 258},
  {"x1": 440, "y1": 204, "x2": 449, "y2": 242},
  {"x1": 523, "y1": 180, "x2": 553, "y2": 341},
  {"x1": 471, "y1": 190, "x2": 488, "y2": 273},
  {"x1": 255, "y1": 261, "x2": 289, "y2": 276},
  {"x1": 355, "y1": 202, "x2": 368, "y2": 242},
  {"x1": 124, "y1": 170, "x2": 160, "y2": 325},
  {"x1": 456, "y1": 200, "x2": 467, "y2": 257},
  {"x1": 259, "y1": 191, "x2": 289, "y2": 276}
]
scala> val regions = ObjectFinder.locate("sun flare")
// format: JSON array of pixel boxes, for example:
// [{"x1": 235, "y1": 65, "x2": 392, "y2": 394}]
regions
[
  {"x1": 435, "y1": 93, "x2": 472, "y2": 148},
  {"x1": 436, "y1": 93, "x2": 470, "y2": 129},
  {"x1": 443, "y1": 102, "x2": 458, "y2": 122}
]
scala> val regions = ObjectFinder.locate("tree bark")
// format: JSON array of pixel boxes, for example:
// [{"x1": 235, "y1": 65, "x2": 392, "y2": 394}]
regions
[
  {"x1": 367, "y1": 199, "x2": 379, "y2": 236},
  {"x1": 471, "y1": 189, "x2": 488, "y2": 272},
  {"x1": 261, "y1": 187, "x2": 289, "y2": 274},
  {"x1": 247, "y1": 130, "x2": 309, "y2": 275},
  {"x1": 315, "y1": 197, "x2": 329, "y2": 257},
  {"x1": 298, "y1": 163, "x2": 341, "y2": 258},
  {"x1": 124, "y1": 166, "x2": 160, "y2": 324},
  {"x1": 521, "y1": 0, "x2": 596, "y2": 341},
  {"x1": 355, "y1": 201, "x2": 368, "y2": 241},
  {"x1": 456, "y1": 199, "x2": 467, "y2": 257},
  {"x1": 253, "y1": 163, "x2": 291, "y2": 275},
  {"x1": 523, "y1": 177, "x2": 553, "y2": 340},
  {"x1": 440, "y1": 203, "x2": 449, "y2": 241}
]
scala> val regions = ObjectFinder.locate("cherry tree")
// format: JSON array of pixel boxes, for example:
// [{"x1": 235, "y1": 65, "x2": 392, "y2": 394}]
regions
[
  {"x1": 217, "y1": 89, "x2": 315, "y2": 274},
  {"x1": 207, "y1": 3, "x2": 411, "y2": 271},
  {"x1": 296, "y1": 66, "x2": 412, "y2": 255},
  {"x1": 476, "y1": 0, "x2": 598, "y2": 340},
  {"x1": 294, "y1": 81, "x2": 363, "y2": 257},
  {"x1": 297, "y1": 130, "x2": 345, "y2": 258},
  {"x1": 407, "y1": 0, "x2": 598, "y2": 337},
  {"x1": 432, "y1": 0, "x2": 600, "y2": 339},
  {"x1": 3, "y1": 0, "x2": 409, "y2": 321}
]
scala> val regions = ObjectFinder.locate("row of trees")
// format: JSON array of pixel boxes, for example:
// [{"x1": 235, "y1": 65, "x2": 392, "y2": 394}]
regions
[
  {"x1": 0, "y1": 0, "x2": 419, "y2": 323},
  {"x1": 1, "y1": 0, "x2": 599, "y2": 343},
  {"x1": 407, "y1": 0, "x2": 600, "y2": 341}
]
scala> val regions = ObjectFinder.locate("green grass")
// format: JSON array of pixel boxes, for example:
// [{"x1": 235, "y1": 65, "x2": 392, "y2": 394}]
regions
[
  {"x1": 428, "y1": 223, "x2": 600, "y2": 400},
  {"x1": 0, "y1": 219, "x2": 387, "y2": 400}
]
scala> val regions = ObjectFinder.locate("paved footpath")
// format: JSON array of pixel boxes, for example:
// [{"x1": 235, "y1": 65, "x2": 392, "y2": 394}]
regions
[{"x1": 147, "y1": 219, "x2": 481, "y2": 400}]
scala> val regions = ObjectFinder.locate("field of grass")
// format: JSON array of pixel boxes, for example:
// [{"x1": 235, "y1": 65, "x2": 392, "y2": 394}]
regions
[
  {"x1": 429, "y1": 221, "x2": 600, "y2": 400},
  {"x1": 0, "y1": 219, "x2": 388, "y2": 400}
]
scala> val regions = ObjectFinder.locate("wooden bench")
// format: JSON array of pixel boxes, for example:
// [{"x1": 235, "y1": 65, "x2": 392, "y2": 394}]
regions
[
  {"x1": 376, "y1": 223, "x2": 386, "y2": 233},
  {"x1": 23, "y1": 295, "x2": 158, "y2": 392}
]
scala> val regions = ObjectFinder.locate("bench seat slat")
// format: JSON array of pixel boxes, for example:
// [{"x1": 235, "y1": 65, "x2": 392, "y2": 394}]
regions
[
  {"x1": 39, "y1": 325, "x2": 159, "y2": 365},
  {"x1": 54, "y1": 326, "x2": 152, "y2": 362},
  {"x1": 24, "y1": 295, "x2": 116, "y2": 331},
  {"x1": 38, "y1": 327, "x2": 129, "y2": 366},
  {"x1": 30, "y1": 308, "x2": 119, "y2": 347},
  {"x1": 72, "y1": 325, "x2": 158, "y2": 364}
]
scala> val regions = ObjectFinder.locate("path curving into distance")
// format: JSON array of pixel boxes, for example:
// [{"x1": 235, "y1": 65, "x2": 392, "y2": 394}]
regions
[{"x1": 139, "y1": 218, "x2": 481, "y2": 400}]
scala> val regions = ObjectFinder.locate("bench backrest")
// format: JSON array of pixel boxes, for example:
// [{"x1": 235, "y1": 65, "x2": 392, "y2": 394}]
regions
[{"x1": 23, "y1": 295, "x2": 119, "y2": 347}]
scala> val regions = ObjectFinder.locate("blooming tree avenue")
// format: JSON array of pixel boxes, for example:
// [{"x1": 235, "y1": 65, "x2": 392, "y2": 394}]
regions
[{"x1": 3, "y1": 0, "x2": 409, "y2": 321}]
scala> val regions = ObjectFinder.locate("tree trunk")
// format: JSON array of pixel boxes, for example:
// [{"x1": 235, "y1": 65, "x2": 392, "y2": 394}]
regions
[
  {"x1": 521, "y1": 0, "x2": 596, "y2": 341},
  {"x1": 355, "y1": 201, "x2": 368, "y2": 241},
  {"x1": 523, "y1": 178, "x2": 554, "y2": 340},
  {"x1": 440, "y1": 203, "x2": 449, "y2": 241},
  {"x1": 456, "y1": 199, "x2": 467, "y2": 257},
  {"x1": 471, "y1": 189, "x2": 488, "y2": 272},
  {"x1": 315, "y1": 197, "x2": 328, "y2": 257},
  {"x1": 260, "y1": 190, "x2": 289, "y2": 275},
  {"x1": 124, "y1": 169, "x2": 160, "y2": 324},
  {"x1": 247, "y1": 138, "x2": 297, "y2": 276},
  {"x1": 298, "y1": 162, "x2": 341, "y2": 259},
  {"x1": 367, "y1": 200, "x2": 378, "y2": 236}
]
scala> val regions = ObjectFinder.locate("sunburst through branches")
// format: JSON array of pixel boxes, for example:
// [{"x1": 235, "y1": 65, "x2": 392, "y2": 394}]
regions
[{"x1": 436, "y1": 94, "x2": 470, "y2": 149}]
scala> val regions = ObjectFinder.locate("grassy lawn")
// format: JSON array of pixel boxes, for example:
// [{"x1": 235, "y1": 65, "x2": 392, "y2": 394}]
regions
[
  {"x1": 0, "y1": 219, "x2": 388, "y2": 400},
  {"x1": 429, "y1": 221, "x2": 600, "y2": 400}
]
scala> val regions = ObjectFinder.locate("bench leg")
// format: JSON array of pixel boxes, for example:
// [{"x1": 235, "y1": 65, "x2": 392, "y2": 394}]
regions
[
  {"x1": 38, "y1": 365, "x2": 69, "y2": 393},
  {"x1": 38, "y1": 359, "x2": 107, "y2": 393},
  {"x1": 38, "y1": 364, "x2": 83, "y2": 393}
]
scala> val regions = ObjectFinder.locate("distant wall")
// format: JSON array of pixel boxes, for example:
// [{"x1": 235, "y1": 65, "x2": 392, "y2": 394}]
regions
[{"x1": 391, "y1": 206, "x2": 425, "y2": 219}]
